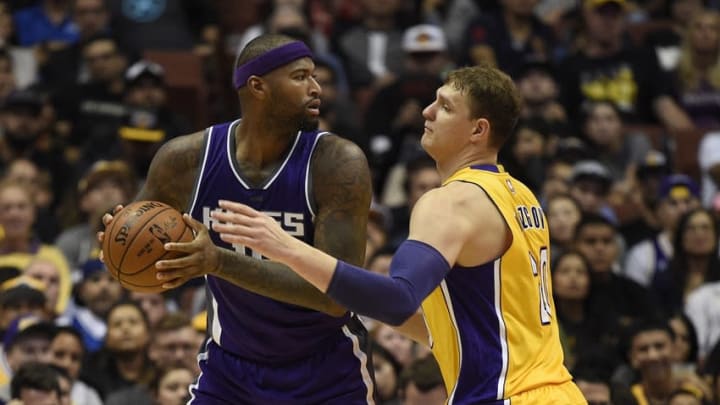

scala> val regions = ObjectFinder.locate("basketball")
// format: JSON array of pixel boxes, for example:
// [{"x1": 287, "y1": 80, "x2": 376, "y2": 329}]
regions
[{"x1": 102, "y1": 201, "x2": 194, "y2": 293}]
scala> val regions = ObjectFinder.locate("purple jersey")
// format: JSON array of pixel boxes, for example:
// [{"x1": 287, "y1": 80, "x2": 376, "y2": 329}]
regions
[{"x1": 188, "y1": 120, "x2": 353, "y2": 363}]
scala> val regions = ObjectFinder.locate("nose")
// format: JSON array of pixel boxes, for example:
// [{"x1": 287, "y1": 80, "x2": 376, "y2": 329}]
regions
[
  {"x1": 422, "y1": 102, "x2": 434, "y2": 120},
  {"x1": 310, "y1": 76, "x2": 321, "y2": 97}
]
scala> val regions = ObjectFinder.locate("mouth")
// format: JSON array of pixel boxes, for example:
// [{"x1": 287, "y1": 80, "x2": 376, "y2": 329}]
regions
[{"x1": 307, "y1": 99, "x2": 321, "y2": 116}]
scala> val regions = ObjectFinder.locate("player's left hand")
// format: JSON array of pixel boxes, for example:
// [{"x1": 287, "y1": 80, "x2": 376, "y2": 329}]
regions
[
  {"x1": 211, "y1": 200, "x2": 301, "y2": 264},
  {"x1": 155, "y1": 214, "x2": 221, "y2": 289}
]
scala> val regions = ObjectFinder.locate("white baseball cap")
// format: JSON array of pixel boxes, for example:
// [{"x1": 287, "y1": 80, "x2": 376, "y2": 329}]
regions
[{"x1": 402, "y1": 24, "x2": 447, "y2": 53}]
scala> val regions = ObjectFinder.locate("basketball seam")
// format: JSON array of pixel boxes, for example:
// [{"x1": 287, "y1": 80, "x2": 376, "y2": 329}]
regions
[
  {"x1": 119, "y1": 224, "x2": 192, "y2": 276},
  {"x1": 117, "y1": 207, "x2": 173, "y2": 272}
]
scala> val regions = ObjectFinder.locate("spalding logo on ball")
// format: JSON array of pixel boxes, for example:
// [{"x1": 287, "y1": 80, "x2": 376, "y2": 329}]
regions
[{"x1": 103, "y1": 201, "x2": 193, "y2": 293}]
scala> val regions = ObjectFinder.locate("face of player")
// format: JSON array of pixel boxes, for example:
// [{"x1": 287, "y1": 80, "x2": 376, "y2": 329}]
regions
[
  {"x1": 105, "y1": 304, "x2": 150, "y2": 353},
  {"x1": 421, "y1": 84, "x2": 477, "y2": 163},
  {"x1": 50, "y1": 332, "x2": 84, "y2": 380},
  {"x1": 575, "y1": 224, "x2": 618, "y2": 274},
  {"x1": 552, "y1": 253, "x2": 590, "y2": 301},
  {"x1": 155, "y1": 368, "x2": 194, "y2": 405},
  {"x1": 266, "y1": 57, "x2": 321, "y2": 132},
  {"x1": 0, "y1": 184, "x2": 35, "y2": 241},
  {"x1": 630, "y1": 330, "x2": 673, "y2": 382},
  {"x1": 25, "y1": 260, "x2": 61, "y2": 313}
]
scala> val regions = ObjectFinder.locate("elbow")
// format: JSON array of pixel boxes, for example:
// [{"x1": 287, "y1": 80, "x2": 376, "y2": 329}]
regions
[
  {"x1": 380, "y1": 306, "x2": 417, "y2": 327},
  {"x1": 325, "y1": 301, "x2": 349, "y2": 318}
]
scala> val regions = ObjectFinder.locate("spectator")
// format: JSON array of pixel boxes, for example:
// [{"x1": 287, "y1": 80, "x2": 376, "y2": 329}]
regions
[
  {"x1": 39, "y1": 0, "x2": 112, "y2": 91},
  {"x1": 364, "y1": 203, "x2": 390, "y2": 266},
  {"x1": 12, "y1": 0, "x2": 77, "y2": 47},
  {"x1": 672, "y1": 10, "x2": 720, "y2": 130},
  {"x1": 622, "y1": 319, "x2": 711, "y2": 405},
  {"x1": 106, "y1": 0, "x2": 219, "y2": 55},
  {"x1": 644, "y1": 0, "x2": 704, "y2": 72},
  {"x1": 54, "y1": 159, "x2": 136, "y2": 278},
  {"x1": 48, "y1": 326, "x2": 102, "y2": 405},
  {"x1": 129, "y1": 291, "x2": 167, "y2": 329},
  {"x1": 0, "y1": 277, "x2": 48, "y2": 333},
  {"x1": 0, "y1": 315, "x2": 56, "y2": 401},
  {"x1": 655, "y1": 208, "x2": 720, "y2": 316},
  {"x1": 371, "y1": 323, "x2": 418, "y2": 370},
  {"x1": 618, "y1": 149, "x2": 672, "y2": 247},
  {"x1": 552, "y1": 250, "x2": 618, "y2": 369},
  {"x1": 624, "y1": 174, "x2": 700, "y2": 288},
  {"x1": 148, "y1": 312, "x2": 200, "y2": 374},
  {"x1": 372, "y1": 342, "x2": 402, "y2": 405},
  {"x1": 568, "y1": 160, "x2": 617, "y2": 223},
  {"x1": 364, "y1": 25, "x2": 448, "y2": 193},
  {"x1": 460, "y1": 0, "x2": 556, "y2": 78},
  {"x1": 9, "y1": 361, "x2": 62, "y2": 405},
  {"x1": 334, "y1": 0, "x2": 405, "y2": 90},
  {"x1": 0, "y1": 90, "x2": 71, "y2": 197},
  {"x1": 514, "y1": 59, "x2": 569, "y2": 132},
  {"x1": 385, "y1": 154, "x2": 441, "y2": 246},
  {"x1": 546, "y1": 193, "x2": 582, "y2": 261},
  {"x1": 0, "y1": 180, "x2": 71, "y2": 309},
  {"x1": 3, "y1": 158, "x2": 59, "y2": 243},
  {"x1": 574, "y1": 213, "x2": 658, "y2": 328},
  {"x1": 499, "y1": 117, "x2": 551, "y2": 192},
  {"x1": 698, "y1": 130, "x2": 720, "y2": 209},
  {"x1": 558, "y1": 0, "x2": 694, "y2": 134},
  {"x1": 397, "y1": 355, "x2": 446, "y2": 405},
  {"x1": 580, "y1": 100, "x2": 652, "y2": 181},
  {"x1": 668, "y1": 313, "x2": 700, "y2": 372},
  {"x1": 685, "y1": 280, "x2": 720, "y2": 362},
  {"x1": 67, "y1": 259, "x2": 124, "y2": 353},
  {"x1": 81, "y1": 300, "x2": 154, "y2": 399},
  {"x1": 23, "y1": 257, "x2": 71, "y2": 319},
  {"x1": 150, "y1": 365, "x2": 193, "y2": 405}
]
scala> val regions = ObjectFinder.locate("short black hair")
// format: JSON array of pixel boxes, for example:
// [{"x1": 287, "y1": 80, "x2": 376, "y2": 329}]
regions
[
  {"x1": 403, "y1": 153, "x2": 437, "y2": 193},
  {"x1": 10, "y1": 362, "x2": 62, "y2": 400},
  {"x1": 234, "y1": 34, "x2": 299, "y2": 71},
  {"x1": 574, "y1": 213, "x2": 616, "y2": 237}
]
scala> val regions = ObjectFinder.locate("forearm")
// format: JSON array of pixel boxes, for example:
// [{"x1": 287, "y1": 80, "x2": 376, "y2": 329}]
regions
[{"x1": 211, "y1": 248, "x2": 346, "y2": 317}]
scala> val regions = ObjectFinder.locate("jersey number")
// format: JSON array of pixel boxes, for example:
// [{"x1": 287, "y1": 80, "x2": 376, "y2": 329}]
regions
[{"x1": 529, "y1": 247, "x2": 552, "y2": 325}]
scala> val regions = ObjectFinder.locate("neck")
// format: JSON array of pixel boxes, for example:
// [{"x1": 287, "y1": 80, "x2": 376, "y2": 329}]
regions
[
  {"x1": 556, "y1": 298, "x2": 585, "y2": 323},
  {"x1": 364, "y1": 15, "x2": 394, "y2": 31},
  {"x1": 693, "y1": 50, "x2": 718, "y2": 73},
  {"x1": 44, "y1": 0, "x2": 68, "y2": 22},
  {"x1": 585, "y1": 38, "x2": 622, "y2": 58},
  {"x1": 641, "y1": 373, "x2": 674, "y2": 402},
  {"x1": 686, "y1": 256, "x2": 709, "y2": 274},
  {"x1": 114, "y1": 351, "x2": 145, "y2": 382},
  {"x1": 235, "y1": 117, "x2": 297, "y2": 167},
  {"x1": 0, "y1": 238, "x2": 31, "y2": 253},
  {"x1": 503, "y1": 10, "x2": 532, "y2": 32},
  {"x1": 437, "y1": 151, "x2": 498, "y2": 182}
]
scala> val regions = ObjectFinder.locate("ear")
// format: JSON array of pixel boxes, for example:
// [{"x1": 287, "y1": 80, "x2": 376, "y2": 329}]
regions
[
  {"x1": 470, "y1": 118, "x2": 490, "y2": 143},
  {"x1": 246, "y1": 76, "x2": 267, "y2": 100}
]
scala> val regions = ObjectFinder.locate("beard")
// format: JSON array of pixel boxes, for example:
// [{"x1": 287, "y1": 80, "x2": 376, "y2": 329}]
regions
[
  {"x1": 4, "y1": 131, "x2": 39, "y2": 151},
  {"x1": 267, "y1": 100, "x2": 319, "y2": 133}
]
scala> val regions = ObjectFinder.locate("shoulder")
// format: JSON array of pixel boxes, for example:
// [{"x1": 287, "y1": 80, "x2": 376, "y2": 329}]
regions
[
  {"x1": 311, "y1": 134, "x2": 369, "y2": 176},
  {"x1": 153, "y1": 130, "x2": 206, "y2": 165},
  {"x1": 413, "y1": 183, "x2": 495, "y2": 224}
]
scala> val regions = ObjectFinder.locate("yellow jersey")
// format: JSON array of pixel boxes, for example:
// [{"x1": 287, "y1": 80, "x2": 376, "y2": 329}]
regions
[{"x1": 421, "y1": 165, "x2": 583, "y2": 404}]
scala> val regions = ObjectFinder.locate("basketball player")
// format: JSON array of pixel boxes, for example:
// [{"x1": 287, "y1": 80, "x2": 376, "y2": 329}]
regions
[
  {"x1": 99, "y1": 35, "x2": 375, "y2": 403},
  {"x1": 212, "y1": 66, "x2": 588, "y2": 404}
]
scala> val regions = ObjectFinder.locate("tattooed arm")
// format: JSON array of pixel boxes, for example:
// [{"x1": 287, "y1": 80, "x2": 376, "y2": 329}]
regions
[{"x1": 158, "y1": 134, "x2": 372, "y2": 317}]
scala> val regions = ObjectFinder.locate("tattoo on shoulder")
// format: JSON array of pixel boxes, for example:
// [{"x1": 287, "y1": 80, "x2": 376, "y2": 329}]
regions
[
  {"x1": 140, "y1": 131, "x2": 206, "y2": 210},
  {"x1": 312, "y1": 135, "x2": 372, "y2": 211}
]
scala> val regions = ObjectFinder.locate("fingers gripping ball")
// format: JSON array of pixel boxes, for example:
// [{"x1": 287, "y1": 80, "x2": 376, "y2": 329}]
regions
[{"x1": 102, "y1": 201, "x2": 193, "y2": 293}]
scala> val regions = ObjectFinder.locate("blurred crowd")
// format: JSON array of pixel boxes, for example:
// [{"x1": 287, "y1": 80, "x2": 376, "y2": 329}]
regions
[{"x1": 0, "y1": 0, "x2": 718, "y2": 404}]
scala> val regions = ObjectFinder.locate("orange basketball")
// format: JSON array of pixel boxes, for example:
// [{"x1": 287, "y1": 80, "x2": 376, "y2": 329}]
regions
[{"x1": 102, "y1": 201, "x2": 193, "y2": 293}]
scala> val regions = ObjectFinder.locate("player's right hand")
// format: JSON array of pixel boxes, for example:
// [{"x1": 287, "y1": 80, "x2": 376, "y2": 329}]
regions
[{"x1": 97, "y1": 204, "x2": 125, "y2": 262}]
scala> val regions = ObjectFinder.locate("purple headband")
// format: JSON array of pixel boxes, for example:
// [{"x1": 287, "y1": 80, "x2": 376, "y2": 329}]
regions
[{"x1": 233, "y1": 41, "x2": 313, "y2": 89}]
